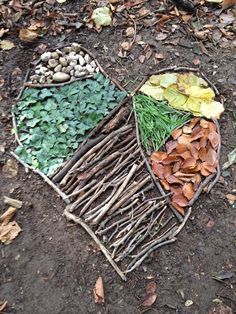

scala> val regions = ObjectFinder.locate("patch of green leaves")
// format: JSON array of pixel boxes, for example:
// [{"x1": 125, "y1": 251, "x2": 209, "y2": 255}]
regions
[{"x1": 14, "y1": 73, "x2": 127, "y2": 176}]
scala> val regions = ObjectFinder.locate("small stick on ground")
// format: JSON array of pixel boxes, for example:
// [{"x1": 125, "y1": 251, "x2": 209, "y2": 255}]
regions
[{"x1": 64, "y1": 208, "x2": 127, "y2": 281}]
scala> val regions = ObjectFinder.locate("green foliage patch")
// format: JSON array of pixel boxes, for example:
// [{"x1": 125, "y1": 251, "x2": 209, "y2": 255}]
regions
[{"x1": 13, "y1": 73, "x2": 126, "y2": 176}]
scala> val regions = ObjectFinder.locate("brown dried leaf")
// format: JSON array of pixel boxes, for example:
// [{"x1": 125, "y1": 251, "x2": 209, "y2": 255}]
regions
[
  {"x1": 199, "y1": 119, "x2": 209, "y2": 129},
  {"x1": 205, "y1": 147, "x2": 218, "y2": 165},
  {"x1": 141, "y1": 282, "x2": 157, "y2": 307},
  {"x1": 192, "y1": 173, "x2": 202, "y2": 191},
  {"x1": 19, "y1": 29, "x2": 38, "y2": 42},
  {"x1": 188, "y1": 144, "x2": 199, "y2": 160},
  {"x1": 199, "y1": 147, "x2": 207, "y2": 161},
  {"x1": 0, "y1": 221, "x2": 22, "y2": 244},
  {"x1": 163, "y1": 164, "x2": 172, "y2": 178},
  {"x1": 172, "y1": 160, "x2": 182, "y2": 173},
  {"x1": 191, "y1": 126, "x2": 204, "y2": 141},
  {"x1": 125, "y1": 26, "x2": 135, "y2": 37},
  {"x1": 155, "y1": 32, "x2": 168, "y2": 41},
  {"x1": 0, "y1": 207, "x2": 16, "y2": 225},
  {"x1": 93, "y1": 276, "x2": 104, "y2": 304},
  {"x1": 172, "y1": 128, "x2": 182, "y2": 140},
  {"x1": 201, "y1": 162, "x2": 217, "y2": 174},
  {"x1": 226, "y1": 194, "x2": 236, "y2": 205},
  {"x1": 172, "y1": 194, "x2": 188, "y2": 207},
  {"x1": 166, "y1": 140, "x2": 177, "y2": 154},
  {"x1": 175, "y1": 143, "x2": 188, "y2": 154},
  {"x1": 182, "y1": 126, "x2": 192, "y2": 134},
  {"x1": 189, "y1": 118, "x2": 200, "y2": 129},
  {"x1": 121, "y1": 41, "x2": 132, "y2": 51},
  {"x1": 2, "y1": 159, "x2": 18, "y2": 178},
  {"x1": 166, "y1": 175, "x2": 183, "y2": 185},
  {"x1": 183, "y1": 183, "x2": 195, "y2": 200},
  {"x1": 152, "y1": 163, "x2": 164, "y2": 179},
  {"x1": 160, "y1": 179, "x2": 170, "y2": 191},
  {"x1": 172, "y1": 202, "x2": 185, "y2": 215},
  {"x1": 0, "y1": 300, "x2": 8, "y2": 312},
  {"x1": 146, "y1": 282, "x2": 157, "y2": 295},
  {"x1": 139, "y1": 54, "x2": 145, "y2": 63},
  {"x1": 179, "y1": 151, "x2": 192, "y2": 160},
  {"x1": 181, "y1": 157, "x2": 197, "y2": 170},
  {"x1": 163, "y1": 155, "x2": 180, "y2": 165},
  {"x1": 199, "y1": 136, "x2": 208, "y2": 149},
  {"x1": 150, "y1": 151, "x2": 167, "y2": 163},
  {"x1": 208, "y1": 131, "x2": 220, "y2": 149},
  {"x1": 155, "y1": 53, "x2": 164, "y2": 60},
  {"x1": 170, "y1": 185, "x2": 183, "y2": 195},
  {"x1": 208, "y1": 121, "x2": 217, "y2": 133},
  {"x1": 178, "y1": 134, "x2": 192, "y2": 145}
]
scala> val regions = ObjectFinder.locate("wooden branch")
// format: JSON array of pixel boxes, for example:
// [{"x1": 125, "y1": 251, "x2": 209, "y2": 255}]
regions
[{"x1": 64, "y1": 208, "x2": 127, "y2": 281}]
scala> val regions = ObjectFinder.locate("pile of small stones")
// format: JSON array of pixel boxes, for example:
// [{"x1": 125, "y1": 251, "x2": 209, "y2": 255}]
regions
[{"x1": 29, "y1": 43, "x2": 99, "y2": 84}]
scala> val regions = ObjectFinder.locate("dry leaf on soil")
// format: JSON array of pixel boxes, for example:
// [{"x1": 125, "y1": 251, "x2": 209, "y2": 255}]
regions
[
  {"x1": 2, "y1": 159, "x2": 18, "y2": 178},
  {"x1": 0, "y1": 206, "x2": 22, "y2": 245},
  {"x1": 19, "y1": 29, "x2": 38, "y2": 42},
  {"x1": 141, "y1": 282, "x2": 157, "y2": 307},
  {"x1": 0, "y1": 40, "x2": 15, "y2": 50},
  {"x1": 0, "y1": 300, "x2": 8, "y2": 312},
  {"x1": 93, "y1": 276, "x2": 104, "y2": 304}
]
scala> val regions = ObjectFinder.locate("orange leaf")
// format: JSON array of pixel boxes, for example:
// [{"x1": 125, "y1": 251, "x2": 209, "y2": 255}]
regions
[
  {"x1": 166, "y1": 140, "x2": 177, "y2": 154},
  {"x1": 163, "y1": 164, "x2": 172, "y2": 178},
  {"x1": 160, "y1": 179, "x2": 170, "y2": 191},
  {"x1": 192, "y1": 173, "x2": 202, "y2": 191},
  {"x1": 162, "y1": 155, "x2": 180, "y2": 165},
  {"x1": 208, "y1": 131, "x2": 220, "y2": 149},
  {"x1": 208, "y1": 121, "x2": 217, "y2": 133},
  {"x1": 182, "y1": 126, "x2": 192, "y2": 134},
  {"x1": 172, "y1": 194, "x2": 188, "y2": 207},
  {"x1": 166, "y1": 175, "x2": 183, "y2": 185},
  {"x1": 93, "y1": 276, "x2": 104, "y2": 304},
  {"x1": 178, "y1": 134, "x2": 192, "y2": 145},
  {"x1": 152, "y1": 162, "x2": 164, "y2": 179},
  {"x1": 205, "y1": 147, "x2": 218, "y2": 165},
  {"x1": 188, "y1": 143, "x2": 199, "y2": 160},
  {"x1": 170, "y1": 185, "x2": 183, "y2": 195},
  {"x1": 189, "y1": 118, "x2": 200, "y2": 129},
  {"x1": 172, "y1": 160, "x2": 182, "y2": 173},
  {"x1": 179, "y1": 151, "x2": 192, "y2": 160},
  {"x1": 181, "y1": 157, "x2": 197, "y2": 170},
  {"x1": 200, "y1": 119, "x2": 209, "y2": 129},
  {"x1": 150, "y1": 151, "x2": 167, "y2": 163},
  {"x1": 199, "y1": 147, "x2": 207, "y2": 161},
  {"x1": 176, "y1": 143, "x2": 188, "y2": 154},
  {"x1": 183, "y1": 183, "x2": 195, "y2": 200},
  {"x1": 201, "y1": 162, "x2": 217, "y2": 174},
  {"x1": 146, "y1": 282, "x2": 157, "y2": 295},
  {"x1": 172, "y1": 128, "x2": 182, "y2": 140},
  {"x1": 172, "y1": 202, "x2": 185, "y2": 215},
  {"x1": 199, "y1": 136, "x2": 208, "y2": 149},
  {"x1": 191, "y1": 126, "x2": 204, "y2": 141}
]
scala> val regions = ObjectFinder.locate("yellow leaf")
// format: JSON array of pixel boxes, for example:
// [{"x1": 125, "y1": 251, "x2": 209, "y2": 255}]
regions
[
  {"x1": 200, "y1": 101, "x2": 224, "y2": 119},
  {"x1": 163, "y1": 85, "x2": 188, "y2": 109},
  {"x1": 149, "y1": 73, "x2": 177, "y2": 88},
  {"x1": 186, "y1": 86, "x2": 215, "y2": 101},
  {"x1": 177, "y1": 72, "x2": 208, "y2": 94},
  {"x1": 0, "y1": 40, "x2": 15, "y2": 50},
  {"x1": 140, "y1": 81, "x2": 164, "y2": 100}
]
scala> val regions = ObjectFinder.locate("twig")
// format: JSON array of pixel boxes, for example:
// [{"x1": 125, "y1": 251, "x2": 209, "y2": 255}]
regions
[
  {"x1": 125, "y1": 238, "x2": 177, "y2": 273},
  {"x1": 11, "y1": 152, "x2": 69, "y2": 204},
  {"x1": 92, "y1": 164, "x2": 139, "y2": 225},
  {"x1": 11, "y1": 111, "x2": 23, "y2": 147},
  {"x1": 64, "y1": 208, "x2": 127, "y2": 281},
  {"x1": 63, "y1": 179, "x2": 97, "y2": 202}
]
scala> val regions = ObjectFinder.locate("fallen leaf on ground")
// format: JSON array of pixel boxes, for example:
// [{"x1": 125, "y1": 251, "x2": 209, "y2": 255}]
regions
[
  {"x1": 209, "y1": 303, "x2": 233, "y2": 314},
  {"x1": 2, "y1": 159, "x2": 18, "y2": 178},
  {"x1": 125, "y1": 27, "x2": 135, "y2": 37},
  {"x1": 226, "y1": 194, "x2": 236, "y2": 205},
  {"x1": 92, "y1": 7, "x2": 112, "y2": 29},
  {"x1": 0, "y1": 40, "x2": 15, "y2": 50},
  {"x1": 3, "y1": 196, "x2": 23, "y2": 209},
  {"x1": 93, "y1": 276, "x2": 104, "y2": 304},
  {"x1": 212, "y1": 270, "x2": 235, "y2": 281},
  {"x1": 222, "y1": 148, "x2": 236, "y2": 170},
  {"x1": 141, "y1": 281, "x2": 157, "y2": 307},
  {"x1": 0, "y1": 206, "x2": 22, "y2": 245},
  {"x1": 0, "y1": 301, "x2": 7, "y2": 312},
  {"x1": 19, "y1": 29, "x2": 38, "y2": 42},
  {"x1": 0, "y1": 207, "x2": 17, "y2": 225}
]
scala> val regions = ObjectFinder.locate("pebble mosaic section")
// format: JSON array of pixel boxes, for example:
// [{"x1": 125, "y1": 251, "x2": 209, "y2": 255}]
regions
[{"x1": 29, "y1": 43, "x2": 99, "y2": 84}]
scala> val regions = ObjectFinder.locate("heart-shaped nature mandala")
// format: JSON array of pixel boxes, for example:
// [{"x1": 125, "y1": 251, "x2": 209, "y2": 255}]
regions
[{"x1": 12, "y1": 43, "x2": 223, "y2": 281}]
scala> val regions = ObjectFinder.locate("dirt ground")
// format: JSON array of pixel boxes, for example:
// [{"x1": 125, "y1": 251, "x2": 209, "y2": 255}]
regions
[{"x1": 0, "y1": 1, "x2": 236, "y2": 313}]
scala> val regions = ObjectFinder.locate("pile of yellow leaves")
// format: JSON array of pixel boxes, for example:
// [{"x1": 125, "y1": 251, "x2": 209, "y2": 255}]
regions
[{"x1": 140, "y1": 72, "x2": 224, "y2": 119}]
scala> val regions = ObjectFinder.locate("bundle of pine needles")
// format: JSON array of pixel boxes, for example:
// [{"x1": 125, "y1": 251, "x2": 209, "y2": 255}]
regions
[{"x1": 134, "y1": 94, "x2": 191, "y2": 152}]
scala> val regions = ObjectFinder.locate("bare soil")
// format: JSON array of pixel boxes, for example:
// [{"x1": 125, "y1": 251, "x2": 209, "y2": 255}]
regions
[{"x1": 0, "y1": 1, "x2": 236, "y2": 313}]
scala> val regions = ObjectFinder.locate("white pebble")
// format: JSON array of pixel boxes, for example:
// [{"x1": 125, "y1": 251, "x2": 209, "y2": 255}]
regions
[
  {"x1": 75, "y1": 71, "x2": 86, "y2": 78},
  {"x1": 39, "y1": 76, "x2": 46, "y2": 84},
  {"x1": 85, "y1": 64, "x2": 94, "y2": 74},
  {"x1": 63, "y1": 46, "x2": 72, "y2": 53},
  {"x1": 59, "y1": 57, "x2": 67, "y2": 67},
  {"x1": 51, "y1": 51, "x2": 59, "y2": 59},
  {"x1": 41, "y1": 52, "x2": 52, "y2": 62},
  {"x1": 70, "y1": 70, "x2": 75, "y2": 76},
  {"x1": 69, "y1": 60, "x2": 77, "y2": 67},
  {"x1": 90, "y1": 60, "x2": 96, "y2": 68},
  {"x1": 84, "y1": 54, "x2": 91, "y2": 63},
  {"x1": 95, "y1": 67, "x2": 100, "y2": 73},
  {"x1": 74, "y1": 65, "x2": 83, "y2": 71},
  {"x1": 54, "y1": 64, "x2": 62, "y2": 72},
  {"x1": 79, "y1": 51, "x2": 85, "y2": 56},
  {"x1": 78, "y1": 55, "x2": 85, "y2": 66},
  {"x1": 48, "y1": 59, "x2": 58, "y2": 68},
  {"x1": 53, "y1": 72, "x2": 70, "y2": 82},
  {"x1": 56, "y1": 49, "x2": 63, "y2": 55}
]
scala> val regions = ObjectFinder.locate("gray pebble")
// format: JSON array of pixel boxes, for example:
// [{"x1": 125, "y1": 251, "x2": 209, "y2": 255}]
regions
[
  {"x1": 74, "y1": 65, "x2": 83, "y2": 71},
  {"x1": 90, "y1": 60, "x2": 96, "y2": 68},
  {"x1": 48, "y1": 59, "x2": 58, "y2": 68},
  {"x1": 78, "y1": 55, "x2": 85, "y2": 66},
  {"x1": 35, "y1": 69, "x2": 41, "y2": 75},
  {"x1": 63, "y1": 46, "x2": 72, "y2": 54},
  {"x1": 75, "y1": 71, "x2": 86, "y2": 78},
  {"x1": 53, "y1": 72, "x2": 70, "y2": 82},
  {"x1": 41, "y1": 52, "x2": 52, "y2": 62},
  {"x1": 39, "y1": 76, "x2": 46, "y2": 84},
  {"x1": 56, "y1": 49, "x2": 63, "y2": 55},
  {"x1": 69, "y1": 60, "x2": 77, "y2": 67},
  {"x1": 59, "y1": 57, "x2": 67, "y2": 67},
  {"x1": 71, "y1": 43, "x2": 81, "y2": 52},
  {"x1": 51, "y1": 51, "x2": 59, "y2": 59},
  {"x1": 70, "y1": 70, "x2": 75, "y2": 76},
  {"x1": 65, "y1": 65, "x2": 73, "y2": 73},
  {"x1": 61, "y1": 67, "x2": 67, "y2": 72},
  {"x1": 46, "y1": 78, "x2": 53, "y2": 84},
  {"x1": 85, "y1": 64, "x2": 94, "y2": 74},
  {"x1": 67, "y1": 54, "x2": 79, "y2": 62},
  {"x1": 31, "y1": 74, "x2": 40, "y2": 81},
  {"x1": 39, "y1": 66, "x2": 48, "y2": 74},
  {"x1": 79, "y1": 51, "x2": 85, "y2": 56},
  {"x1": 54, "y1": 64, "x2": 62, "y2": 72},
  {"x1": 84, "y1": 54, "x2": 91, "y2": 63}
]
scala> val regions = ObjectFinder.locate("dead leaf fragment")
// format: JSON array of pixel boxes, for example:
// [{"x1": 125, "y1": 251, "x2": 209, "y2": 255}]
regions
[
  {"x1": 125, "y1": 27, "x2": 135, "y2": 37},
  {"x1": 141, "y1": 281, "x2": 157, "y2": 307},
  {"x1": 0, "y1": 300, "x2": 8, "y2": 312},
  {"x1": 0, "y1": 207, "x2": 17, "y2": 225},
  {"x1": 226, "y1": 194, "x2": 236, "y2": 205},
  {"x1": 0, "y1": 221, "x2": 22, "y2": 244},
  {"x1": 93, "y1": 276, "x2": 104, "y2": 304},
  {"x1": 0, "y1": 40, "x2": 15, "y2": 50},
  {"x1": 19, "y1": 29, "x2": 38, "y2": 42},
  {"x1": 2, "y1": 159, "x2": 18, "y2": 178}
]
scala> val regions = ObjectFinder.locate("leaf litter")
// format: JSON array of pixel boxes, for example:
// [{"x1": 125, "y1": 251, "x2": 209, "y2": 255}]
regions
[{"x1": 0, "y1": 206, "x2": 22, "y2": 245}]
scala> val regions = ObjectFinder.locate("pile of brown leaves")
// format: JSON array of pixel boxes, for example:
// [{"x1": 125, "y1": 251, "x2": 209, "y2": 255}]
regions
[{"x1": 151, "y1": 118, "x2": 220, "y2": 214}]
